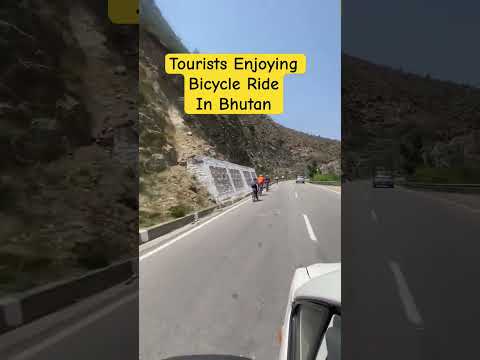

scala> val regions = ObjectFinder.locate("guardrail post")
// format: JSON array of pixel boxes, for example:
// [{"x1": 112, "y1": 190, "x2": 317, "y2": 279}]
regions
[
  {"x1": 139, "y1": 229, "x2": 149, "y2": 243},
  {"x1": 1, "y1": 297, "x2": 23, "y2": 328}
]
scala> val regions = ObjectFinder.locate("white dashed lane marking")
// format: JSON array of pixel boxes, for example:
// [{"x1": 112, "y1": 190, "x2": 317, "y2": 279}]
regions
[
  {"x1": 303, "y1": 214, "x2": 318, "y2": 242},
  {"x1": 389, "y1": 261, "x2": 424, "y2": 327}
]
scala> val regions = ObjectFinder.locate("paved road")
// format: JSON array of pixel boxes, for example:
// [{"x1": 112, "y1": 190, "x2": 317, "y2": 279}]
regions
[
  {"x1": 0, "y1": 181, "x2": 338, "y2": 360},
  {"x1": 140, "y1": 181, "x2": 341, "y2": 360},
  {"x1": 343, "y1": 180, "x2": 480, "y2": 360},
  {"x1": 0, "y1": 282, "x2": 138, "y2": 360},
  {"x1": 3, "y1": 180, "x2": 478, "y2": 359}
]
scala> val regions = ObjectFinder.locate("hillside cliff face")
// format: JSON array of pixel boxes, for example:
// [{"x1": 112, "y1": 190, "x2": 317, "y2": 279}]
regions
[
  {"x1": 139, "y1": 0, "x2": 340, "y2": 225},
  {"x1": 1, "y1": 0, "x2": 137, "y2": 294},
  {"x1": 342, "y1": 54, "x2": 480, "y2": 178}
]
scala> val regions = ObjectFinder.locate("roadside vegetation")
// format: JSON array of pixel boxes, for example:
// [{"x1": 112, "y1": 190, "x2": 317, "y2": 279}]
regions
[
  {"x1": 311, "y1": 173, "x2": 340, "y2": 182},
  {"x1": 168, "y1": 204, "x2": 193, "y2": 218},
  {"x1": 306, "y1": 160, "x2": 340, "y2": 182},
  {"x1": 410, "y1": 167, "x2": 480, "y2": 184}
]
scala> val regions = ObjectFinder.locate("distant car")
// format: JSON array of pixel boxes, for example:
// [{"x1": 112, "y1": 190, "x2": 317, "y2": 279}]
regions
[
  {"x1": 278, "y1": 263, "x2": 341, "y2": 360},
  {"x1": 296, "y1": 176, "x2": 305, "y2": 184},
  {"x1": 372, "y1": 172, "x2": 394, "y2": 188}
]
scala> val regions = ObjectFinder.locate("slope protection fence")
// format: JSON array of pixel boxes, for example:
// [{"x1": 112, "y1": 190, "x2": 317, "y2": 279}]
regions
[{"x1": 187, "y1": 156, "x2": 257, "y2": 204}]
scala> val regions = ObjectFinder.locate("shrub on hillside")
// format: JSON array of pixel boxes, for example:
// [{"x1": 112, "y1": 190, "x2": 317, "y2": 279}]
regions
[{"x1": 168, "y1": 204, "x2": 192, "y2": 218}]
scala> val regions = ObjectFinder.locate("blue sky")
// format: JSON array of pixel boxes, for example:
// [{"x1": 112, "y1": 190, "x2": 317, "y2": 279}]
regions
[
  {"x1": 154, "y1": 0, "x2": 341, "y2": 140},
  {"x1": 343, "y1": 0, "x2": 480, "y2": 88}
]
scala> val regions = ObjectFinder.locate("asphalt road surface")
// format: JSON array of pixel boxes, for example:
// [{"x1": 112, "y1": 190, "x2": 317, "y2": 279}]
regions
[
  {"x1": 343, "y1": 180, "x2": 480, "y2": 360},
  {"x1": 0, "y1": 281, "x2": 138, "y2": 360},
  {"x1": 0, "y1": 181, "x2": 339, "y2": 360},
  {"x1": 2, "y1": 180, "x2": 478, "y2": 359},
  {"x1": 139, "y1": 181, "x2": 341, "y2": 360}
]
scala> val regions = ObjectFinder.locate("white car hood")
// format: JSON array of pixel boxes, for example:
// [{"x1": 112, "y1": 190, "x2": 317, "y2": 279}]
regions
[
  {"x1": 306, "y1": 263, "x2": 341, "y2": 279},
  {"x1": 294, "y1": 268, "x2": 341, "y2": 307}
]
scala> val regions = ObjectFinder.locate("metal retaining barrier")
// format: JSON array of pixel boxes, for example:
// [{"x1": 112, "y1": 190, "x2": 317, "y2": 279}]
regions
[
  {"x1": 308, "y1": 180, "x2": 341, "y2": 186},
  {"x1": 139, "y1": 191, "x2": 253, "y2": 244},
  {"x1": 0, "y1": 258, "x2": 136, "y2": 334},
  {"x1": 403, "y1": 182, "x2": 480, "y2": 193}
]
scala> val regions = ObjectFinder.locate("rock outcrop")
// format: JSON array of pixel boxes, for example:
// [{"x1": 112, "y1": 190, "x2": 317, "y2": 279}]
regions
[
  {"x1": 342, "y1": 54, "x2": 480, "y2": 179},
  {"x1": 1, "y1": 0, "x2": 138, "y2": 295}
]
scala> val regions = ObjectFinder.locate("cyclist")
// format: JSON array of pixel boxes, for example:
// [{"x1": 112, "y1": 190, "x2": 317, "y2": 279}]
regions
[
  {"x1": 265, "y1": 175, "x2": 270, "y2": 191},
  {"x1": 257, "y1": 174, "x2": 265, "y2": 195},
  {"x1": 251, "y1": 178, "x2": 259, "y2": 201}
]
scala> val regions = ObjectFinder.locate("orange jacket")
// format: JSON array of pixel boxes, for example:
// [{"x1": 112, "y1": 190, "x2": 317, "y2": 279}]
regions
[{"x1": 257, "y1": 176, "x2": 265, "y2": 185}]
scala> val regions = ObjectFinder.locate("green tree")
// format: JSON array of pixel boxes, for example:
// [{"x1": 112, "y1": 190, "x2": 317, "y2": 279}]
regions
[{"x1": 306, "y1": 160, "x2": 318, "y2": 178}]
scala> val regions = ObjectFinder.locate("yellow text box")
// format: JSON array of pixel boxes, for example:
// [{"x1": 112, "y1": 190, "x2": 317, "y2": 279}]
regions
[
  {"x1": 165, "y1": 54, "x2": 306, "y2": 115},
  {"x1": 108, "y1": 0, "x2": 139, "y2": 24}
]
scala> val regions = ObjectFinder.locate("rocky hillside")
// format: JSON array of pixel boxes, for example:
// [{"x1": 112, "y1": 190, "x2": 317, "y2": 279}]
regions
[
  {"x1": 342, "y1": 54, "x2": 480, "y2": 179},
  {"x1": 1, "y1": 0, "x2": 137, "y2": 294},
  {"x1": 139, "y1": 0, "x2": 340, "y2": 226}
]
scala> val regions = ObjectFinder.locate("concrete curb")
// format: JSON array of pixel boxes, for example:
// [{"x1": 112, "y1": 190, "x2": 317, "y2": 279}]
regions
[
  {"x1": 139, "y1": 213, "x2": 196, "y2": 244},
  {"x1": 139, "y1": 192, "x2": 253, "y2": 245},
  {"x1": 0, "y1": 189, "x2": 264, "y2": 334},
  {"x1": 0, "y1": 258, "x2": 136, "y2": 335},
  {"x1": 403, "y1": 182, "x2": 480, "y2": 193}
]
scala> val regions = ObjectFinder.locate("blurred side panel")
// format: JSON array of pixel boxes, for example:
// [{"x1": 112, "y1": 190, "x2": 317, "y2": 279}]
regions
[
  {"x1": 342, "y1": 1, "x2": 480, "y2": 359},
  {"x1": 0, "y1": 1, "x2": 138, "y2": 359}
]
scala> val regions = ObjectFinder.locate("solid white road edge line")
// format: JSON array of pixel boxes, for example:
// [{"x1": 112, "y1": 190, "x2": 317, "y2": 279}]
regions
[
  {"x1": 310, "y1": 184, "x2": 341, "y2": 195},
  {"x1": 302, "y1": 214, "x2": 318, "y2": 242},
  {"x1": 400, "y1": 187, "x2": 480, "y2": 214},
  {"x1": 9, "y1": 293, "x2": 138, "y2": 360},
  {"x1": 389, "y1": 261, "x2": 424, "y2": 327},
  {"x1": 7, "y1": 198, "x2": 252, "y2": 358},
  {"x1": 140, "y1": 197, "x2": 251, "y2": 261}
]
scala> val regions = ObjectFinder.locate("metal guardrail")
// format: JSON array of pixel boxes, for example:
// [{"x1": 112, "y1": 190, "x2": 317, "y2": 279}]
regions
[
  {"x1": 403, "y1": 182, "x2": 480, "y2": 193},
  {"x1": 139, "y1": 207, "x2": 215, "y2": 244},
  {"x1": 139, "y1": 191, "x2": 254, "y2": 244},
  {"x1": 308, "y1": 180, "x2": 341, "y2": 186},
  {"x1": 0, "y1": 195, "x2": 254, "y2": 334},
  {"x1": 0, "y1": 192, "x2": 255, "y2": 334},
  {"x1": 0, "y1": 259, "x2": 136, "y2": 334}
]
